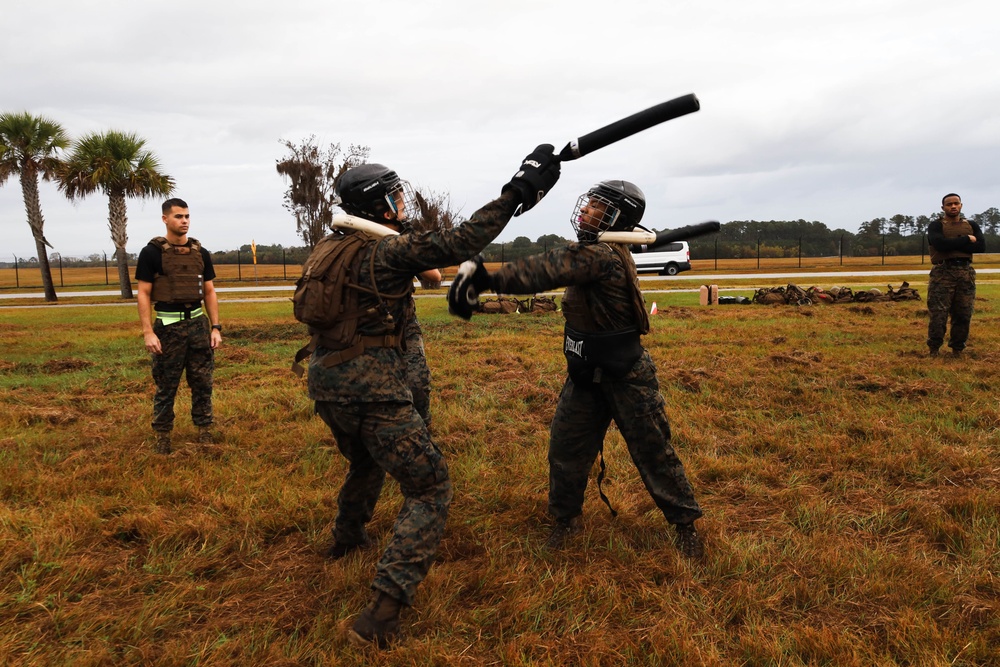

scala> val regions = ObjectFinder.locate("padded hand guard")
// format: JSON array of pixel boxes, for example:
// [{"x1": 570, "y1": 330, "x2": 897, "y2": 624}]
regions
[
  {"x1": 447, "y1": 255, "x2": 492, "y2": 320},
  {"x1": 502, "y1": 144, "x2": 561, "y2": 216}
]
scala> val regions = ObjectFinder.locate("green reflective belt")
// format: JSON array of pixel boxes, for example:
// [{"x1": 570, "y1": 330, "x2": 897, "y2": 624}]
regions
[{"x1": 156, "y1": 307, "x2": 204, "y2": 325}]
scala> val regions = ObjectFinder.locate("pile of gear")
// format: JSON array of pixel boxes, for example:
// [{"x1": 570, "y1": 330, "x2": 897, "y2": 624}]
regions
[
  {"x1": 752, "y1": 282, "x2": 921, "y2": 306},
  {"x1": 475, "y1": 295, "x2": 559, "y2": 314}
]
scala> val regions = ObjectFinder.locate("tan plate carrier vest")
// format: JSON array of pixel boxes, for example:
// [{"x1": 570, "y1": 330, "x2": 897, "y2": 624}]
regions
[{"x1": 150, "y1": 236, "x2": 205, "y2": 304}]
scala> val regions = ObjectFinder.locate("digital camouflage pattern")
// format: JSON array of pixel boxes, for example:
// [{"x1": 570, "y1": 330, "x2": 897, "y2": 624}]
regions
[
  {"x1": 308, "y1": 193, "x2": 517, "y2": 404},
  {"x1": 752, "y1": 282, "x2": 921, "y2": 306},
  {"x1": 548, "y1": 351, "x2": 702, "y2": 524},
  {"x1": 926, "y1": 215, "x2": 984, "y2": 353},
  {"x1": 308, "y1": 191, "x2": 519, "y2": 606},
  {"x1": 403, "y1": 312, "x2": 432, "y2": 427},
  {"x1": 314, "y1": 401, "x2": 451, "y2": 606},
  {"x1": 474, "y1": 295, "x2": 559, "y2": 314},
  {"x1": 491, "y1": 241, "x2": 702, "y2": 526},
  {"x1": 926, "y1": 264, "x2": 976, "y2": 352},
  {"x1": 151, "y1": 316, "x2": 213, "y2": 432}
]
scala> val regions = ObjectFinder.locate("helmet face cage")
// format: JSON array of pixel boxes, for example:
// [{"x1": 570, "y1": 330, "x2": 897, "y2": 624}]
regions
[
  {"x1": 384, "y1": 179, "x2": 419, "y2": 228},
  {"x1": 570, "y1": 180, "x2": 646, "y2": 242},
  {"x1": 571, "y1": 191, "x2": 621, "y2": 243}
]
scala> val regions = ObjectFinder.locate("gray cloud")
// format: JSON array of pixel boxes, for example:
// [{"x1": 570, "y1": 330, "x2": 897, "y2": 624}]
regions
[{"x1": 3, "y1": 0, "x2": 998, "y2": 258}]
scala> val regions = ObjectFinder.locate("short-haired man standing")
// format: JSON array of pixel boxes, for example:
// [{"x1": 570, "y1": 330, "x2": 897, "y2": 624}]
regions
[
  {"x1": 136, "y1": 198, "x2": 223, "y2": 453},
  {"x1": 926, "y1": 193, "x2": 985, "y2": 357}
]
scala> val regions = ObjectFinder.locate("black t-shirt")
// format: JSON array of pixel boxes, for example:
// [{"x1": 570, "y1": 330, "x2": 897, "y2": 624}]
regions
[{"x1": 135, "y1": 241, "x2": 216, "y2": 311}]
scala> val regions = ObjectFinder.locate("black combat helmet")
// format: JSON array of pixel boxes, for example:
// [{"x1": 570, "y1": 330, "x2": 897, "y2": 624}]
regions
[
  {"x1": 336, "y1": 163, "x2": 411, "y2": 223},
  {"x1": 570, "y1": 180, "x2": 646, "y2": 242}
]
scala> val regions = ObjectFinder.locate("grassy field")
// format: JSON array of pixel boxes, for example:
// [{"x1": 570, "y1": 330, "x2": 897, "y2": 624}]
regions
[{"x1": 1, "y1": 283, "x2": 998, "y2": 666}]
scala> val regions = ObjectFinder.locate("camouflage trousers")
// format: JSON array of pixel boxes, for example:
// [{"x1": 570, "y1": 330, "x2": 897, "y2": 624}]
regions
[
  {"x1": 404, "y1": 320, "x2": 433, "y2": 428},
  {"x1": 549, "y1": 351, "x2": 702, "y2": 525},
  {"x1": 151, "y1": 315, "x2": 214, "y2": 432},
  {"x1": 926, "y1": 264, "x2": 976, "y2": 352},
  {"x1": 315, "y1": 400, "x2": 452, "y2": 607}
]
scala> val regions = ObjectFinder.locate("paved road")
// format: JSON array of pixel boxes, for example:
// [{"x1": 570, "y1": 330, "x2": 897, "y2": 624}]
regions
[{"x1": 4, "y1": 268, "x2": 998, "y2": 307}]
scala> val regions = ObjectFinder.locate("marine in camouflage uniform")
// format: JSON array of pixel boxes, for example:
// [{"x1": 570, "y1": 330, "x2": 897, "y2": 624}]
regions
[
  {"x1": 926, "y1": 193, "x2": 985, "y2": 356},
  {"x1": 136, "y1": 198, "x2": 223, "y2": 454},
  {"x1": 449, "y1": 180, "x2": 704, "y2": 558},
  {"x1": 312, "y1": 148, "x2": 560, "y2": 648}
]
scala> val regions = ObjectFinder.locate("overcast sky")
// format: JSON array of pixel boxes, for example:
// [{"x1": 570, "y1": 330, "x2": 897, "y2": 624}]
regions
[{"x1": 3, "y1": 0, "x2": 998, "y2": 259}]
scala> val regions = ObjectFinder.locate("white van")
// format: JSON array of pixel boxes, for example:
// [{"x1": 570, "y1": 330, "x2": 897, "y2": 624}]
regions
[{"x1": 630, "y1": 241, "x2": 692, "y2": 276}]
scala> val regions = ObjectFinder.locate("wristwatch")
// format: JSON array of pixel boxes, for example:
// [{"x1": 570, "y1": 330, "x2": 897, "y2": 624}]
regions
[{"x1": 212, "y1": 324, "x2": 223, "y2": 332}]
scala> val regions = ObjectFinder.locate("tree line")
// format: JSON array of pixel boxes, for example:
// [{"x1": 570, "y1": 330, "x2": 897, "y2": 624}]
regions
[
  {"x1": 686, "y1": 212, "x2": 1000, "y2": 260},
  {"x1": 6, "y1": 120, "x2": 996, "y2": 299}
]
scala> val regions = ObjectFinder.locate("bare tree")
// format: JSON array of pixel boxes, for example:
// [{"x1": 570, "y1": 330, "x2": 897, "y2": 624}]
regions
[
  {"x1": 276, "y1": 137, "x2": 369, "y2": 248},
  {"x1": 412, "y1": 188, "x2": 466, "y2": 234}
]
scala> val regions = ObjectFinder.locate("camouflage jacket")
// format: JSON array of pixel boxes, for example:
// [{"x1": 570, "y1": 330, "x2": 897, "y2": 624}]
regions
[
  {"x1": 491, "y1": 241, "x2": 648, "y2": 334},
  {"x1": 309, "y1": 191, "x2": 519, "y2": 403}
]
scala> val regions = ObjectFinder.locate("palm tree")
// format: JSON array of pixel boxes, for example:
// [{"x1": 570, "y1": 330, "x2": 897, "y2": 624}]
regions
[
  {"x1": 0, "y1": 112, "x2": 70, "y2": 302},
  {"x1": 60, "y1": 131, "x2": 174, "y2": 299}
]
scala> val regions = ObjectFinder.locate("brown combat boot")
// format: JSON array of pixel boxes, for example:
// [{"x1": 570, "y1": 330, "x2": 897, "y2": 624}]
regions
[
  {"x1": 153, "y1": 432, "x2": 172, "y2": 455},
  {"x1": 197, "y1": 427, "x2": 215, "y2": 444},
  {"x1": 674, "y1": 522, "x2": 705, "y2": 559},
  {"x1": 348, "y1": 591, "x2": 404, "y2": 648},
  {"x1": 323, "y1": 537, "x2": 372, "y2": 560},
  {"x1": 544, "y1": 516, "x2": 582, "y2": 550}
]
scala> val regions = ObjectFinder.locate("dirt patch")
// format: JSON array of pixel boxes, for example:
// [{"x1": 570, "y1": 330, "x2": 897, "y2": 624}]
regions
[
  {"x1": 227, "y1": 323, "x2": 304, "y2": 343},
  {"x1": 42, "y1": 358, "x2": 94, "y2": 373},
  {"x1": 20, "y1": 406, "x2": 79, "y2": 425},
  {"x1": 848, "y1": 374, "x2": 938, "y2": 399},
  {"x1": 770, "y1": 350, "x2": 822, "y2": 366},
  {"x1": 675, "y1": 368, "x2": 711, "y2": 393}
]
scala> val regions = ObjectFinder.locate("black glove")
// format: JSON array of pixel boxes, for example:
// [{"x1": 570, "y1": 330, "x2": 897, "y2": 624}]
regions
[
  {"x1": 502, "y1": 144, "x2": 560, "y2": 216},
  {"x1": 448, "y1": 255, "x2": 492, "y2": 320}
]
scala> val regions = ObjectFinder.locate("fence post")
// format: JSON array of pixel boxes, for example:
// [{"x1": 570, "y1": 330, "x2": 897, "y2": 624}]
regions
[
  {"x1": 714, "y1": 238, "x2": 718, "y2": 270},
  {"x1": 14, "y1": 256, "x2": 19, "y2": 288},
  {"x1": 282, "y1": 249, "x2": 287, "y2": 280},
  {"x1": 881, "y1": 234, "x2": 885, "y2": 265},
  {"x1": 798, "y1": 236, "x2": 802, "y2": 269},
  {"x1": 840, "y1": 235, "x2": 844, "y2": 266},
  {"x1": 756, "y1": 237, "x2": 760, "y2": 270},
  {"x1": 59, "y1": 256, "x2": 64, "y2": 287},
  {"x1": 921, "y1": 234, "x2": 926, "y2": 265},
  {"x1": 501, "y1": 243, "x2": 505, "y2": 264},
  {"x1": 237, "y1": 249, "x2": 242, "y2": 281},
  {"x1": 104, "y1": 252, "x2": 109, "y2": 285}
]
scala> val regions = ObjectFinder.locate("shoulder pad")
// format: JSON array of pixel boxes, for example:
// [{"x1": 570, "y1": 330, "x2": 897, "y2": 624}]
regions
[{"x1": 150, "y1": 236, "x2": 171, "y2": 251}]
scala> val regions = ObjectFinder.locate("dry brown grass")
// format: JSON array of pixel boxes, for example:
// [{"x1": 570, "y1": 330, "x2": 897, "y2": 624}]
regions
[{"x1": 0, "y1": 286, "x2": 998, "y2": 665}]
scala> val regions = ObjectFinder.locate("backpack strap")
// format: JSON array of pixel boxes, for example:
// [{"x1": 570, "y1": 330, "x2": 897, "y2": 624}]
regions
[{"x1": 290, "y1": 237, "x2": 410, "y2": 377}]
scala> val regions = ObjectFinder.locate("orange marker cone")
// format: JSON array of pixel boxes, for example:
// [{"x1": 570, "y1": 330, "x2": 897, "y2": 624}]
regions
[{"x1": 650, "y1": 302, "x2": 658, "y2": 315}]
